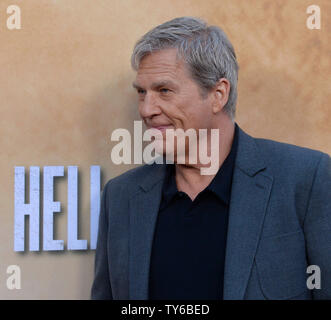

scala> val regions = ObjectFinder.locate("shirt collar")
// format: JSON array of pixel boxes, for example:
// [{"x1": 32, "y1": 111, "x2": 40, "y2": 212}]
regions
[
  {"x1": 206, "y1": 122, "x2": 239, "y2": 204},
  {"x1": 161, "y1": 123, "x2": 239, "y2": 206},
  {"x1": 161, "y1": 163, "x2": 178, "y2": 208}
]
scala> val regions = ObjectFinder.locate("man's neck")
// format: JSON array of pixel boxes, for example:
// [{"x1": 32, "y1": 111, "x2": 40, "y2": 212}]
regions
[{"x1": 174, "y1": 121, "x2": 235, "y2": 201}]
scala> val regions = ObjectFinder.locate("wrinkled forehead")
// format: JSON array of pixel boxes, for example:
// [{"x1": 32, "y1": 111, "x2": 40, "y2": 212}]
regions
[{"x1": 135, "y1": 49, "x2": 191, "y2": 84}]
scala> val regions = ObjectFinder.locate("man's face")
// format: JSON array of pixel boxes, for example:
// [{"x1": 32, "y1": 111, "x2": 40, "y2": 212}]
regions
[{"x1": 133, "y1": 48, "x2": 215, "y2": 136}]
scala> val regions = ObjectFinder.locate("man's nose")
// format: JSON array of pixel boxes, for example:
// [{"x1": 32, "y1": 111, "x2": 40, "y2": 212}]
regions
[{"x1": 139, "y1": 92, "x2": 161, "y2": 119}]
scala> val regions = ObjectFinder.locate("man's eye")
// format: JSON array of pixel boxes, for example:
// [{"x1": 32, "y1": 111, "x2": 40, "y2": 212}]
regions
[
  {"x1": 160, "y1": 88, "x2": 170, "y2": 93},
  {"x1": 137, "y1": 89, "x2": 146, "y2": 94}
]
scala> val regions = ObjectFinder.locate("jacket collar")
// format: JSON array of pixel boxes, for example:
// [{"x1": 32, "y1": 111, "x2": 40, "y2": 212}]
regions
[{"x1": 138, "y1": 124, "x2": 267, "y2": 191}]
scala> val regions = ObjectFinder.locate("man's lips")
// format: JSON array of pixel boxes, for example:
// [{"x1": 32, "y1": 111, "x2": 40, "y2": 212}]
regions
[{"x1": 150, "y1": 125, "x2": 173, "y2": 132}]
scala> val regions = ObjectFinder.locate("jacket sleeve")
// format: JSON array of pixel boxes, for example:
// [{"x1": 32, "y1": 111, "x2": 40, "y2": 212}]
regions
[
  {"x1": 303, "y1": 152, "x2": 331, "y2": 299},
  {"x1": 91, "y1": 180, "x2": 113, "y2": 300}
]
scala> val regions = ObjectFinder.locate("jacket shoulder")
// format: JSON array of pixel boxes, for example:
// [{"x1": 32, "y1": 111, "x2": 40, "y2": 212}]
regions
[{"x1": 253, "y1": 137, "x2": 329, "y2": 171}]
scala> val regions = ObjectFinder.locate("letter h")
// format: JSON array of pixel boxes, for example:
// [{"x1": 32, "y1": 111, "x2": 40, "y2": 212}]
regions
[{"x1": 14, "y1": 167, "x2": 40, "y2": 251}]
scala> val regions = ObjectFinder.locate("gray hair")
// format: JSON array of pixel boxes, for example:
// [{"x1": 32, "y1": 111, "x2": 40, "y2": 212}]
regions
[{"x1": 131, "y1": 16, "x2": 239, "y2": 120}]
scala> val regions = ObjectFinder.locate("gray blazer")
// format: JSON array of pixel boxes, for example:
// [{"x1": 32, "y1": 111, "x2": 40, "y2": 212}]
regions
[{"x1": 91, "y1": 126, "x2": 331, "y2": 300}]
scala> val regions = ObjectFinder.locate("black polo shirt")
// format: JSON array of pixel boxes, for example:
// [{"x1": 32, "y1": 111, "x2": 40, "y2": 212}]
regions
[{"x1": 149, "y1": 123, "x2": 239, "y2": 300}]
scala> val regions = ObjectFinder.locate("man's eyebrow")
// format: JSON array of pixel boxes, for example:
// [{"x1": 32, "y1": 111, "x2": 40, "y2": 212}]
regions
[
  {"x1": 151, "y1": 80, "x2": 178, "y2": 89},
  {"x1": 132, "y1": 82, "x2": 142, "y2": 90},
  {"x1": 132, "y1": 80, "x2": 178, "y2": 90}
]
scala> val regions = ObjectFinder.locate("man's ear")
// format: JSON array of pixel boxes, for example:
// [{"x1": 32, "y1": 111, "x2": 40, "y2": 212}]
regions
[{"x1": 212, "y1": 78, "x2": 230, "y2": 114}]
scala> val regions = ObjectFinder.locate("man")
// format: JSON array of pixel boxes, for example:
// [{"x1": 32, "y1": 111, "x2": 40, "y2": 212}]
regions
[{"x1": 91, "y1": 17, "x2": 331, "y2": 300}]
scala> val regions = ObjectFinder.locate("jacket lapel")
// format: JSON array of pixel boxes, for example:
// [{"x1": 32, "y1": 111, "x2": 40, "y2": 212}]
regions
[
  {"x1": 223, "y1": 128, "x2": 273, "y2": 299},
  {"x1": 128, "y1": 162, "x2": 166, "y2": 299}
]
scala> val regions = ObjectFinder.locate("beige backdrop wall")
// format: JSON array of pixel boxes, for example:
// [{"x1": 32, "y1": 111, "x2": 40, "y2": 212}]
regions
[{"x1": 0, "y1": 0, "x2": 330, "y2": 299}]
